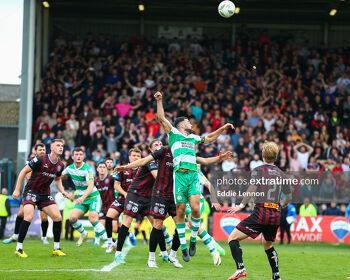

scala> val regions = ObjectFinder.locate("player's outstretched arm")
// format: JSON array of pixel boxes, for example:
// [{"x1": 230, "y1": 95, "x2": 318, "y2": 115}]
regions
[
  {"x1": 114, "y1": 181, "x2": 127, "y2": 198},
  {"x1": 114, "y1": 155, "x2": 154, "y2": 172},
  {"x1": 12, "y1": 165, "x2": 32, "y2": 200},
  {"x1": 54, "y1": 177, "x2": 68, "y2": 198},
  {"x1": 197, "y1": 151, "x2": 232, "y2": 165},
  {"x1": 228, "y1": 185, "x2": 257, "y2": 214},
  {"x1": 154, "y1": 91, "x2": 172, "y2": 134},
  {"x1": 204, "y1": 123, "x2": 234, "y2": 143}
]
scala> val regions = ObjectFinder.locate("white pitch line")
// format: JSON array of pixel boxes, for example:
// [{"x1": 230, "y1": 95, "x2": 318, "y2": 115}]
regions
[
  {"x1": 0, "y1": 269, "x2": 101, "y2": 272},
  {"x1": 101, "y1": 246, "x2": 133, "y2": 272}
]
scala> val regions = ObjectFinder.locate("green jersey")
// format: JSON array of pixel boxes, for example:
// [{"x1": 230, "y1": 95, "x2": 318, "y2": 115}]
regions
[
  {"x1": 168, "y1": 127, "x2": 204, "y2": 172},
  {"x1": 62, "y1": 162, "x2": 100, "y2": 201}
]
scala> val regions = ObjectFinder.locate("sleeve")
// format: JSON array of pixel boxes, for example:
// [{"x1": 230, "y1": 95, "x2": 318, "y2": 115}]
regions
[
  {"x1": 85, "y1": 166, "x2": 94, "y2": 181},
  {"x1": 281, "y1": 173, "x2": 292, "y2": 195},
  {"x1": 113, "y1": 172, "x2": 123, "y2": 182},
  {"x1": 28, "y1": 156, "x2": 43, "y2": 171},
  {"x1": 151, "y1": 147, "x2": 165, "y2": 161},
  {"x1": 62, "y1": 166, "x2": 69, "y2": 177},
  {"x1": 188, "y1": 133, "x2": 202, "y2": 144},
  {"x1": 147, "y1": 161, "x2": 158, "y2": 172},
  {"x1": 168, "y1": 126, "x2": 179, "y2": 137}
]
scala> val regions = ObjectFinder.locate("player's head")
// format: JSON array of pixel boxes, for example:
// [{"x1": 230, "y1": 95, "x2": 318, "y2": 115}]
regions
[
  {"x1": 149, "y1": 139, "x2": 162, "y2": 152},
  {"x1": 105, "y1": 157, "x2": 114, "y2": 171},
  {"x1": 50, "y1": 139, "x2": 64, "y2": 156},
  {"x1": 34, "y1": 143, "x2": 46, "y2": 156},
  {"x1": 174, "y1": 117, "x2": 193, "y2": 134},
  {"x1": 128, "y1": 148, "x2": 141, "y2": 163},
  {"x1": 262, "y1": 141, "x2": 279, "y2": 164},
  {"x1": 72, "y1": 147, "x2": 85, "y2": 164},
  {"x1": 96, "y1": 162, "x2": 107, "y2": 176}
]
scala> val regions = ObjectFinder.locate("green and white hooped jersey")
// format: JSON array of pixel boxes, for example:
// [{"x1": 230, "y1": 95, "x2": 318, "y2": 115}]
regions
[
  {"x1": 168, "y1": 127, "x2": 204, "y2": 172},
  {"x1": 62, "y1": 162, "x2": 100, "y2": 201}
]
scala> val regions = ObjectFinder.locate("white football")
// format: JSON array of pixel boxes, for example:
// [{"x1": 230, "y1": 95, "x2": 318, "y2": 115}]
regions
[{"x1": 218, "y1": 0, "x2": 236, "y2": 18}]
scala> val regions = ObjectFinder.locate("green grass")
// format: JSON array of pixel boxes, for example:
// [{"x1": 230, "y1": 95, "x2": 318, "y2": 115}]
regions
[{"x1": 0, "y1": 239, "x2": 348, "y2": 280}]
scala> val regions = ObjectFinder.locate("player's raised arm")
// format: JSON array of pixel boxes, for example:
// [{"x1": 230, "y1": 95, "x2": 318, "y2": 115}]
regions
[
  {"x1": 154, "y1": 91, "x2": 172, "y2": 133},
  {"x1": 197, "y1": 151, "x2": 233, "y2": 165},
  {"x1": 204, "y1": 123, "x2": 234, "y2": 143},
  {"x1": 114, "y1": 155, "x2": 154, "y2": 172},
  {"x1": 12, "y1": 165, "x2": 32, "y2": 200}
]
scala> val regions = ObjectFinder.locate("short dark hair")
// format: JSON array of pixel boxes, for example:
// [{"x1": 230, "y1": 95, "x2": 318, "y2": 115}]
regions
[
  {"x1": 34, "y1": 143, "x2": 45, "y2": 150},
  {"x1": 97, "y1": 162, "x2": 107, "y2": 168},
  {"x1": 72, "y1": 147, "x2": 84, "y2": 155},
  {"x1": 128, "y1": 148, "x2": 141, "y2": 156},
  {"x1": 174, "y1": 117, "x2": 188, "y2": 129},
  {"x1": 149, "y1": 139, "x2": 161, "y2": 150},
  {"x1": 105, "y1": 157, "x2": 113, "y2": 162}
]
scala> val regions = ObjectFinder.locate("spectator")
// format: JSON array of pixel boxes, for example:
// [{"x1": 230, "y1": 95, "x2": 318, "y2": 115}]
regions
[
  {"x1": 299, "y1": 197, "x2": 317, "y2": 216},
  {"x1": 249, "y1": 154, "x2": 263, "y2": 170},
  {"x1": 0, "y1": 188, "x2": 10, "y2": 240},
  {"x1": 294, "y1": 142, "x2": 314, "y2": 170},
  {"x1": 62, "y1": 124, "x2": 77, "y2": 151},
  {"x1": 324, "y1": 201, "x2": 342, "y2": 216}
]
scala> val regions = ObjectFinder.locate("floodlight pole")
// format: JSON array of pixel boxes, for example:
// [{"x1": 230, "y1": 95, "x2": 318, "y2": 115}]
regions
[{"x1": 17, "y1": 0, "x2": 36, "y2": 175}]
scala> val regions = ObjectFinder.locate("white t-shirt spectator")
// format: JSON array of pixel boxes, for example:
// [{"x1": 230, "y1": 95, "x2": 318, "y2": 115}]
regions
[
  {"x1": 250, "y1": 159, "x2": 264, "y2": 170},
  {"x1": 297, "y1": 151, "x2": 309, "y2": 169},
  {"x1": 222, "y1": 160, "x2": 237, "y2": 172},
  {"x1": 263, "y1": 118, "x2": 275, "y2": 132},
  {"x1": 336, "y1": 77, "x2": 350, "y2": 88},
  {"x1": 132, "y1": 86, "x2": 146, "y2": 98}
]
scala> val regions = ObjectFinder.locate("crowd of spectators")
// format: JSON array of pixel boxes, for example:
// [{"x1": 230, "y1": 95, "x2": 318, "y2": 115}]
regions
[{"x1": 31, "y1": 27, "x2": 350, "y2": 216}]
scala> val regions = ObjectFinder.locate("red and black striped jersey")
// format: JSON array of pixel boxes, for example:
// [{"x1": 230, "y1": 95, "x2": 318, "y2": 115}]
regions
[
  {"x1": 251, "y1": 163, "x2": 291, "y2": 226},
  {"x1": 151, "y1": 146, "x2": 174, "y2": 198},
  {"x1": 95, "y1": 174, "x2": 115, "y2": 211},
  {"x1": 127, "y1": 161, "x2": 158, "y2": 198},
  {"x1": 24, "y1": 154, "x2": 64, "y2": 195},
  {"x1": 113, "y1": 168, "x2": 138, "y2": 200}
]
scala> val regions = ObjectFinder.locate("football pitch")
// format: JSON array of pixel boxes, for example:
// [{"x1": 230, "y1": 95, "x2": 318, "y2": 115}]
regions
[{"x1": 0, "y1": 239, "x2": 348, "y2": 280}]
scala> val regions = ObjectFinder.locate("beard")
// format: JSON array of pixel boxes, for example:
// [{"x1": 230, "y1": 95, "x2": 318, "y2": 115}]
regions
[{"x1": 185, "y1": 128, "x2": 195, "y2": 135}]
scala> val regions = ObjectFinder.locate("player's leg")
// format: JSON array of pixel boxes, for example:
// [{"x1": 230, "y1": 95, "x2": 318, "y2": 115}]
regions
[
  {"x1": 187, "y1": 193, "x2": 201, "y2": 256},
  {"x1": 69, "y1": 205, "x2": 88, "y2": 246},
  {"x1": 227, "y1": 228, "x2": 249, "y2": 280},
  {"x1": 105, "y1": 207, "x2": 120, "y2": 251},
  {"x1": 3, "y1": 204, "x2": 24, "y2": 244},
  {"x1": 89, "y1": 196, "x2": 108, "y2": 245},
  {"x1": 40, "y1": 210, "x2": 49, "y2": 244},
  {"x1": 262, "y1": 234, "x2": 281, "y2": 280},
  {"x1": 42, "y1": 204, "x2": 66, "y2": 256},
  {"x1": 162, "y1": 225, "x2": 172, "y2": 249},
  {"x1": 149, "y1": 216, "x2": 169, "y2": 267},
  {"x1": 15, "y1": 204, "x2": 35, "y2": 257},
  {"x1": 94, "y1": 216, "x2": 105, "y2": 246},
  {"x1": 286, "y1": 223, "x2": 291, "y2": 244},
  {"x1": 114, "y1": 214, "x2": 133, "y2": 264}
]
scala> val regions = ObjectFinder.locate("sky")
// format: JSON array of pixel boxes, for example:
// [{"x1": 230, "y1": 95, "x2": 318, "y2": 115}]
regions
[{"x1": 0, "y1": 0, "x2": 23, "y2": 85}]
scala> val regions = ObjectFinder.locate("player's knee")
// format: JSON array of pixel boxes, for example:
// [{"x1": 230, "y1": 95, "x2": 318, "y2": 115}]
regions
[
  {"x1": 153, "y1": 219, "x2": 163, "y2": 230},
  {"x1": 89, "y1": 216, "x2": 98, "y2": 224},
  {"x1": 69, "y1": 216, "x2": 77, "y2": 223},
  {"x1": 191, "y1": 207, "x2": 200, "y2": 217}
]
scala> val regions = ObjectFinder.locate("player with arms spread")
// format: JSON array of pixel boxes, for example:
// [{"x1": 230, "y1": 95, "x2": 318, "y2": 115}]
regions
[
  {"x1": 12, "y1": 139, "x2": 68, "y2": 258},
  {"x1": 63, "y1": 147, "x2": 108, "y2": 247},
  {"x1": 226, "y1": 141, "x2": 292, "y2": 280},
  {"x1": 4, "y1": 143, "x2": 50, "y2": 245},
  {"x1": 154, "y1": 91, "x2": 234, "y2": 261}
]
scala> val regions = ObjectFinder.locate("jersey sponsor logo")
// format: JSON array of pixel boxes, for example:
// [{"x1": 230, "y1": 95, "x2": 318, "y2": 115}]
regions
[
  {"x1": 153, "y1": 206, "x2": 159, "y2": 213},
  {"x1": 42, "y1": 172, "x2": 57, "y2": 178},
  {"x1": 179, "y1": 141, "x2": 195, "y2": 149},
  {"x1": 159, "y1": 208, "x2": 165, "y2": 215},
  {"x1": 132, "y1": 206, "x2": 138, "y2": 213},
  {"x1": 57, "y1": 165, "x2": 62, "y2": 172},
  {"x1": 126, "y1": 203, "x2": 132, "y2": 211},
  {"x1": 44, "y1": 164, "x2": 48, "y2": 168},
  {"x1": 126, "y1": 179, "x2": 133, "y2": 182}
]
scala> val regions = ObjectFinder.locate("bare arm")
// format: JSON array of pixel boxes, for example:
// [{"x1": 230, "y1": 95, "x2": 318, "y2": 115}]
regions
[
  {"x1": 114, "y1": 155, "x2": 154, "y2": 172},
  {"x1": 205, "y1": 123, "x2": 234, "y2": 143},
  {"x1": 151, "y1": 170, "x2": 158, "y2": 179},
  {"x1": 79, "y1": 180, "x2": 94, "y2": 202},
  {"x1": 154, "y1": 91, "x2": 172, "y2": 133},
  {"x1": 54, "y1": 177, "x2": 68, "y2": 198},
  {"x1": 197, "y1": 151, "x2": 232, "y2": 166},
  {"x1": 12, "y1": 165, "x2": 32, "y2": 200},
  {"x1": 114, "y1": 180, "x2": 127, "y2": 198}
]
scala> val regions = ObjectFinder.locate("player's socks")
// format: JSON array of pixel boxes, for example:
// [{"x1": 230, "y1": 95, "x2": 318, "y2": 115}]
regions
[
  {"x1": 149, "y1": 228, "x2": 159, "y2": 255},
  {"x1": 16, "y1": 242, "x2": 23, "y2": 251},
  {"x1": 14, "y1": 216, "x2": 24, "y2": 235},
  {"x1": 53, "y1": 221, "x2": 62, "y2": 246},
  {"x1": 198, "y1": 229, "x2": 215, "y2": 254},
  {"x1": 18, "y1": 220, "x2": 31, "y2": 244},
  {"x1": 105, "y1": 217, "x2": 113, "y2": 242},
  {"x1": 92, "y1": 221, "x2": 108, "y2": 242},
  {"x1": 149, "y1": 252, "x2": 156, "y2": 261},
  {"x1": 171, "y1": 230, "x2": 180, "y2": 251},
  {"x1": 116, "y1": 224, "x2": 129, "y2": 252},
  {"x1": 190, "y1": 216, "x2": 201, "y2": 243},
  {"x1": 71, "y1": 220, "x2": 87, "y2": 234},
  {"x1": 54, "y1": 242, "x2": 60, "y2": 250},
  {"x1": 229, "y1": 240, "x2": 245, "y2": 269},
  {"x1": 265, "y1": 247, "x2": 280, "y2": 280},
  {"x1": 176, "y1": 223, "x2": 187, "y2": 250},
  {"x1": 41, "y1": 220, "x2": 49, "y2": 238},
  {"x1": 134, "y1": 228, "x2": 139, "y2": 237},
  {"x1": 162, "y1": 226, "x2": 172, "y2": 246}
]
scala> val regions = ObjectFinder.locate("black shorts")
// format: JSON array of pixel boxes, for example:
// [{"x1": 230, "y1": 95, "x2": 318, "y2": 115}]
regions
[
  {"x1": 236, "y1": 212, "x2": 279, "y2": 242},
  {"x1": 22, "y1": 190, "x2": 55, "y2": 211},
  {"x1": 109, "y1": 196, "x2": 125, "y2": 214},
  {"x1": 124, "y1": 193, "x2": 151, "y2": 218},
  {"x1": 150, "y1": 196, "x2": 176, "y2": 220}
]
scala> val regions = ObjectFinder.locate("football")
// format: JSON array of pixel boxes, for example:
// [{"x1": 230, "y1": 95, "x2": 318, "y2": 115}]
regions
[{"x1": 218, "y1": 0, "x2": 236, "y2": 18}]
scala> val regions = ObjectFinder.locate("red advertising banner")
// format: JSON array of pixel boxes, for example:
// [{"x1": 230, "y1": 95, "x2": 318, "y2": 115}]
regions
[{"x1": 213, "y1": 213, "x2": 350, "y2": 243}]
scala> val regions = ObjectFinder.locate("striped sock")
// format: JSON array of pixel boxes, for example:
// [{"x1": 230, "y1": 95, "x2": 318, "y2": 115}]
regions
[
  {"x1": 190, "y1": 217, "x2": 201, "y2": 243},
  {"x1": 162, "y1": 226, "x2": 172, "y2": 245},
  {"x1": 198, "y1": 230, "x2": 215, "y2": 254},
  {"x1": 92, "y1": 221, "x2": 108, "y2": 242},
  {"x1": 176, "y1": 223, "x2": 187, "y2": 250},
  {"x1": 71, "y1": 220, "x2": 86, "y2": 234}
]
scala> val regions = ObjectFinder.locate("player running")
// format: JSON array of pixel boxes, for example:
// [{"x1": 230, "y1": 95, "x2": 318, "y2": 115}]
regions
[
  {"x1": 93, "y1": 161, "x2": 117, "y2": 246},
  {"x1": 112, "y1": 142, "x2": 158, "y2": 265},
  {"x1": 105, "y1": 148, "x2": 141, "y2": 253},
  {"x1": 4, "y1": 143, "x2": 50, "y2": 245},
  {"x1": 155, "y1": 91, "x2": 234, "y2": 261},
  {"x1": 226, "y1": 141, "x2": 292, "y2": 280},
  {"x1": 115, "y1": 141, "x2": 231, "y2": 267},
  {"x1": 12, "y1": 139, "x2": 68, "y2": 258},
  {"x1": 62, "y1": 147, "x2": 108, "y2": 247}
]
